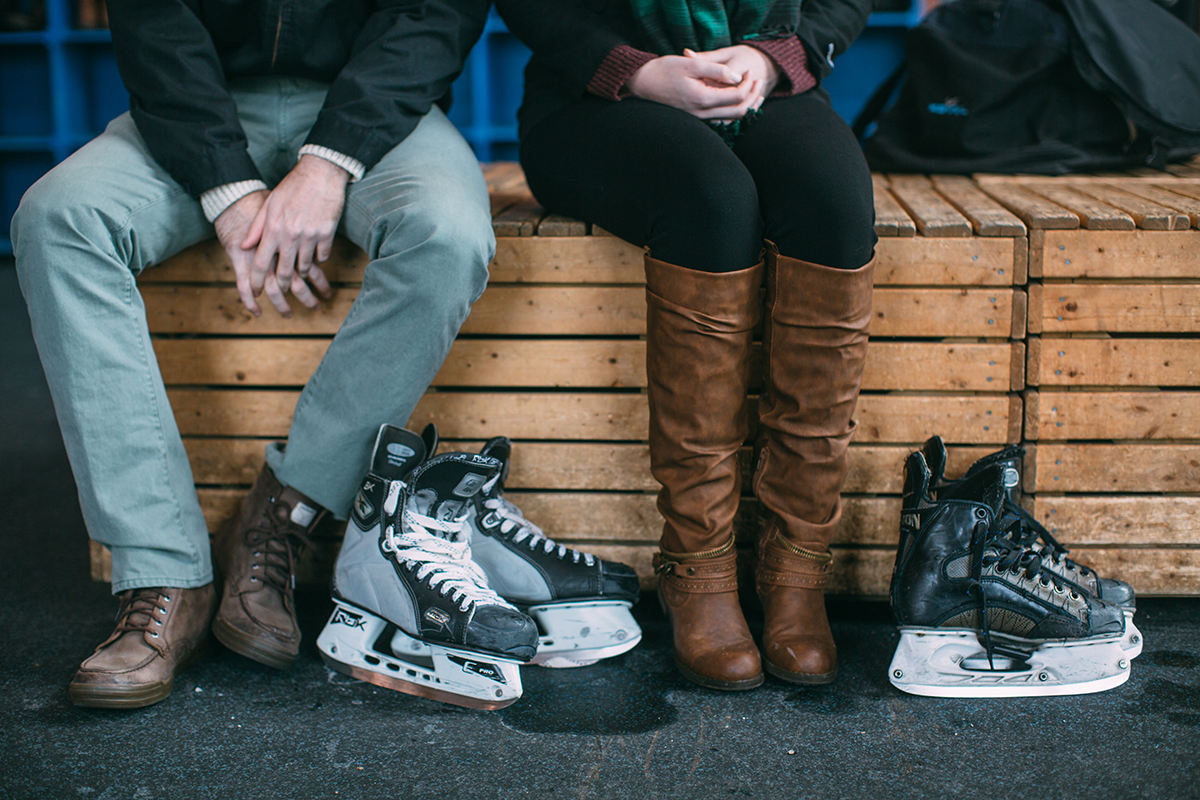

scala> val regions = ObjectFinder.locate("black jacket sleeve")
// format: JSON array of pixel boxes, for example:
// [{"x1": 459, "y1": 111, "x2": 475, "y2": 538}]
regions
[
  {"x1": 494, "y1": 0, "x2": 638, "y2": 97},
  {"x1": 305, "y1": 0, "x2": 492, "y2": 172},
  {"x1": 108, "y1": 0, "x2": 261, "y2": 197},
  {"x1": 794, "y1": 0, "x2": 874, "y2": 85}
]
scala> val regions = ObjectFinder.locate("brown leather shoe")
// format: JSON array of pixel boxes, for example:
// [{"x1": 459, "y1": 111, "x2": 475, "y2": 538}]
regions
[
  {"x1": 70, "y1": 584, "x2": 217, "y2": 709},
  {"x1": 752, "y1": 245, "x2": 875, "y2": 685},
  {"x1": 644, "y1": 254, "x2": 765, "y2": 690},
  {"x1": 655, "y1": 540, "x2": 763, "y2": 690},
  {"x1": 212, "y1": 464, "x2": 325, "y2": 669}
]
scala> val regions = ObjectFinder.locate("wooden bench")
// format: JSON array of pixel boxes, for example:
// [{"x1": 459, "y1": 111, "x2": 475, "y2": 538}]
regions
[{"x1": 89, "y1": 158, "x2": 1200, "y2": 597}]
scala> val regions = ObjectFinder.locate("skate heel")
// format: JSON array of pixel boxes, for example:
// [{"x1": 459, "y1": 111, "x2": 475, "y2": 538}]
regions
[
  {"x1": 525, "y1": 601, "x2": 642, "y2": 668},
  {"x1": 317, "y1": 600, "x2": 524, "y2": 710},
  {"x1": 888, "y1": 628, "x2": 1132, "y2": 698}
]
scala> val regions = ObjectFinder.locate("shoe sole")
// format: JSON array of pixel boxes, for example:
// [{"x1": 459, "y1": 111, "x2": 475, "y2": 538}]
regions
[
  {"x1": 212, "y1": 616, "x2": 297, "y2": 670},
  {"x1": 763, "y1": 657, "x2": 837, "y2": 685},
  {"x1": 69, "y1": 637, "x2": 212, "y2": 709},
  {"x1": 676, "y1": 657, "x2": 765, "y2": 691}
]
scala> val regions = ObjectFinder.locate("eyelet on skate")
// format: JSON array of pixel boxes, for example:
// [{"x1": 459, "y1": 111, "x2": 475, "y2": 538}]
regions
[{"x1": 685, "y1": 567, "x2": 695, "y2": 576}]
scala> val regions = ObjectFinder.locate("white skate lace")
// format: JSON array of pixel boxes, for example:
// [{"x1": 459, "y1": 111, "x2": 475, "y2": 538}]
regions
[
  {"x1": 482, "y1": 491, "x2": 595, "y2": 566},
  {"x1": 379, "y1": 481, "x2": 514, "y2": 612}
]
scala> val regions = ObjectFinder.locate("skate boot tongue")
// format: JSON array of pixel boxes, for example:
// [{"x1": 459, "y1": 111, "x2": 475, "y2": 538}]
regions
[
  {"x1": 477, "y1": 437, "x2": 513, "y2": 494},
  {"x1": 408, "y1": 454, "x2": 502, "y2": 529},
  {"x1": 369, "y1": 424, "x2": 434, "y2": 482}
]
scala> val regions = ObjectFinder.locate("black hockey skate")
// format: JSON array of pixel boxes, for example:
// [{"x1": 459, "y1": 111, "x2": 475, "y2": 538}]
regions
[
  {"x1": 889, "y1": 453, "x2": 1131, "y2": 697},
  {"x1": 460, "y1": 437, "x2": 642, "y2": 668},
  {"x1": 316, "y1": 425, "x2": 539, "y2": 710},
  {"x1": 921, "y1": 436, "x2": 1140, "y2": 657}
]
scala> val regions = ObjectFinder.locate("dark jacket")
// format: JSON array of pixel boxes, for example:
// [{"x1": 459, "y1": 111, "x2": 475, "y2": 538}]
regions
[
  {"x1": 494, "y1": 0, "x2": 873, "y2": 138},
  {"x1": 107, "y1": 0, "x2": 490, "y2": 197}
]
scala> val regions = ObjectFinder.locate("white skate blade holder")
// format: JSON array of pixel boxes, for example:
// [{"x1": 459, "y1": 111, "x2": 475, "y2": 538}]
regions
[
  {"x1": 1121, "y1": 612, "x2": 1143, "y2": 659},
  {"x1": 524, "y1": 600, "x2": 642, "y2": 668},
  {"x1": 318, "y1": 601, "x2": 524, "y2": 710},
  {"x1": 889, "y1": 628, "x2": 1132, "y2": 698}
]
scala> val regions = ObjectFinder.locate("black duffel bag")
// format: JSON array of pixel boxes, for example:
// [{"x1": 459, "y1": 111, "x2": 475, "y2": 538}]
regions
[{"x1": 854, "y1": 0, "x2": 1200, "y2": 174}]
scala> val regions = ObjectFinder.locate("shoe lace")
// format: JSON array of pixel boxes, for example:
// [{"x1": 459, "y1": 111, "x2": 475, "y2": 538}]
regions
[
  {"x1": 379, "y1": 481, "x2": 513, "y2": 612},
  {"x1": 114, "y1": 587, "x2": 173, "y2": 640},
  {"x1": 965, "y1": 515, "x2": 1082, "y2": 668},
  {"x1": 481, "y1": 495, "x2": 595, "y2": 565},
  {"x1": 999, "y1": 499, "x2": 1095, "y2": 582},
  {"x1": 243, "y1": 500, "x2": 318, "y2": 593}
]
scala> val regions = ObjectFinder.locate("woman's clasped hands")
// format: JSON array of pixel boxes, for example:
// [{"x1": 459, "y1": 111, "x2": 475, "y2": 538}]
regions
[{"x1": 625, "y1": 44, "x2": 780, "y2": 120}]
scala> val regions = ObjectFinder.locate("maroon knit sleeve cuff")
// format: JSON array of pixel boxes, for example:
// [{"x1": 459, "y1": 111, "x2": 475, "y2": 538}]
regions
[
  {"x1": 587, "y1": 44, "x2": 659, "y2": 100},
  {"x1": 744, "y1": 36, "x2": 816, "y2": 97}
]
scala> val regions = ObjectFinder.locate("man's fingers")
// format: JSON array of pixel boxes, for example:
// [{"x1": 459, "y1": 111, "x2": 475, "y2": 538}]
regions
[
  {"x1": 274, "y1": 240, "x2": 299, "y2": 293},
  {"x1": 234, "y1": 270, "x2": 262, "y2": 317},
  {"x1": 290, "y1": 272, "x2": 321, "y2": 309},
  {"x1": 262, "y1": 274, "x2": 293, "y2": 317},
  {"x1": 242, "y1": 204, "x2": 268, "y2": 251},
  {"x1": 307, "y1": 265, "x2": 333, "y2": 299}
]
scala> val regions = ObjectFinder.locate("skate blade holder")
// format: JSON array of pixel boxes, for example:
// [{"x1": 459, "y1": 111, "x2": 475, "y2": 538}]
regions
[
  {"x1": 317, "y1": 601, "x2": 524, "y2": 710},
  {"x1": 888, "y1": 628, "x2": 1132, "y2": 698},
  {"x1": 1121, "y1": 613, "x2": 1143, "y2": 659},
  {"x1": 525, "y1": 600, "x2": 642, "y2": 668}
]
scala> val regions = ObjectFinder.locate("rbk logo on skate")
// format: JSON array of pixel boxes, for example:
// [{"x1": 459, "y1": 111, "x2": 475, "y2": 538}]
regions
[
  {"x1": 447, "y1": 655, "x2": 508, "y2": 684},
  {"x1": 1003, "y1": 467, "x2": 1020, "y2": 489},
  {"x1": 331, "y1": 607, "x2": 367, "y2": 629},
  {"x1": 424, "y1": 607, "x2": 451, "y2": 629},
  {"x1": 386, "y1": 443, "x2": 417, "y2": 467}
]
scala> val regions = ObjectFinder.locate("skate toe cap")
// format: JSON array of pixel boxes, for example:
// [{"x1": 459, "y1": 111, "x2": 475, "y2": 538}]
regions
[
  {"x1": 467, "y1": 606, "x2": 539, "y2": 661},
  {"x1": 1085, "y1": 596, "x2": 1128, "y2": 636},
  {"x1": 599, "y1": 561, "x2": 641, "y2": 603},
  {"x1": 1098, "y1": 577, "x2": 1136, "y2": 610}
]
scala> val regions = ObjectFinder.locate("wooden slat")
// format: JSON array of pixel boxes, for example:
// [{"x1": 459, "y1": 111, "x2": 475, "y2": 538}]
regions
[
  {"x1": 1158, "y1": 181, "x2": 1200, "y2": 209},
  {"x1": 1025, "y1": 184, "x2": 1135, "y2": 230},
  {"x1": 978, "y1": 183, "x2": 1079, "y2": 229},
  {"x1": 154, "y1": 338, "x2": 1016, "y2": 392},
  {"x1": 874, "y1": 236, "x2": 1015, "y2": 286},
  {"x1": 872, "y1": 175, "x2": 917, "y2": 237},
  {"x1": 1034, "y1": 284, "x2": 1200, "y2": 333},
  {"x1": 870, "y1": 288, "x2": 1015, "y2": 338},
  {"x1": 535, "y1": 214, "x2": 588, "y2": 237},
  {"x1": 1040, "y1": 229, "x2": 1200, "y2": 279},
  {"x1": 182, "y1": 437, "x2": 999, "y2": 495},
  {"x1": 1032, "y1": 496, "x2": 1200, "y2": 546},
  {"x1": 144, "y1": 285, "x2": 1018, "y2": 338},
  {"x1": 490, "y1": 236, "x2": 644, "y2": 283},
  {"x1": 1029, "y1": 390, "x2": 1200, "y2": 441},
  {"x1": 491, "y1": 202, "x2": 545, "y2": 237},
  {"x1": 1068, "y1": 183, "x2": 1191, "y2": 230},
  {"x1": 886, "y1": 174, "x2": 973, "y2": 237},
  {"x1": 1032, "y1": 338, "x2": 1200, "y2": 387},
  {"x1": 928, "y1": 175, "x2": 1026, "y2": 236},
  {"x1": 85, "y1": 523, "x2": 1200, "y2": 595},
  {"x1": 167, "y1": 389, "x2": 1015, "y2": 444},
  {"x1": 1031, "y1": 444, "x2": 1200, "y2": 493},
  {"x1": 1122, "y1": 184, "x2": 1200, "y2": 226}
]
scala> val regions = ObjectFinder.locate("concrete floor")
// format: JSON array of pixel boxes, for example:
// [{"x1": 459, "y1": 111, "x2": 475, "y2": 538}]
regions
[{"x1": 2, "y1": 261, "x2": 1198, "y2": 800}]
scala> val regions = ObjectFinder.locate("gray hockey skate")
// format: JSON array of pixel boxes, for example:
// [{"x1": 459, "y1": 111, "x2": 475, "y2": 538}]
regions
[
  {"x1": 316, "y1": 425, "x2": 539, "y2": 710},
  {"x1": 453, "y1": 437, "x2": 642, "y2": 668},
  {"x1": 889, "y1": 453, "x2": 1131, "y2": 698},
  {"x1": 920, "y1": 435, "x2": 1141, "y2": 658}
]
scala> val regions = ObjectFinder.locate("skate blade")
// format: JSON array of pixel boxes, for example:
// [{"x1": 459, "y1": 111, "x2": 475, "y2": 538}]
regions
[
  {"x1": 888, "y1": 628, "x2": 1132, "y2": 698},
  {"x1": 317, "y1": 601, "x2": 524, "y2": 710},
  {"x1": 525, "y1": 601, "x2": 642, "y2": 668},
  {"x1": 1121, "y1": 613, "x2": 1143, "y2": 659}
]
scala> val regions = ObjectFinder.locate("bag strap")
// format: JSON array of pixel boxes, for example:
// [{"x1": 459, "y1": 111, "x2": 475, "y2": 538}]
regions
[{"x1": 852, "y1": 60, "x2": 908, "y2": 142}]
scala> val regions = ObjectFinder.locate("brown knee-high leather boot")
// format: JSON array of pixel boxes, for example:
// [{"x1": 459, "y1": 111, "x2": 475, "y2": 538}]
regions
[
  {"x1": 645, "y1": 254, "x2": 765, "y2": 691},
  {"x1": 753, "y1": 242, "x2": 875, "y2": 684}
]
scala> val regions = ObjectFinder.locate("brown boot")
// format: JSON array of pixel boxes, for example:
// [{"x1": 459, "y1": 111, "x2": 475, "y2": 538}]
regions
[
  {"x1": 645, "y1": 254, "x2": 764, "y2": 690},
  {"x1": 212, "y1": 464, "x2": 325, "y2": 669},
  {"x1": 70, "y1": 584, "x2": 217, "y2": 708},
  {"x1": 752, "y1": 244, "x2": 875, "y2": 684}
]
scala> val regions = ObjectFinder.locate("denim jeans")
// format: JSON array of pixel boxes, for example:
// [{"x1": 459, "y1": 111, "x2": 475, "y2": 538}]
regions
[{"x1": 11, "y1": 77, "x2": 494, "y2": 592}]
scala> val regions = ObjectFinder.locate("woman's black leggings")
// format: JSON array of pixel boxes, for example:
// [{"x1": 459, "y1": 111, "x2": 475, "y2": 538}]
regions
[{"x1": 519, "y1": 90, "x2": 877, "y2": 273}]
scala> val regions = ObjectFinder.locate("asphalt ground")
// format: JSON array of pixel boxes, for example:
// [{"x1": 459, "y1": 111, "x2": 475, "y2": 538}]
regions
[{"x1": 3, "y1": 261, "x2": 1198, "y2": 800}]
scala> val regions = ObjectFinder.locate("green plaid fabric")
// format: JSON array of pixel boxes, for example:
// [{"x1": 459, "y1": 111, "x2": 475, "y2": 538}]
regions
[{"x1": 626, "y1": 0, "x2": 775, "y2": 54}]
